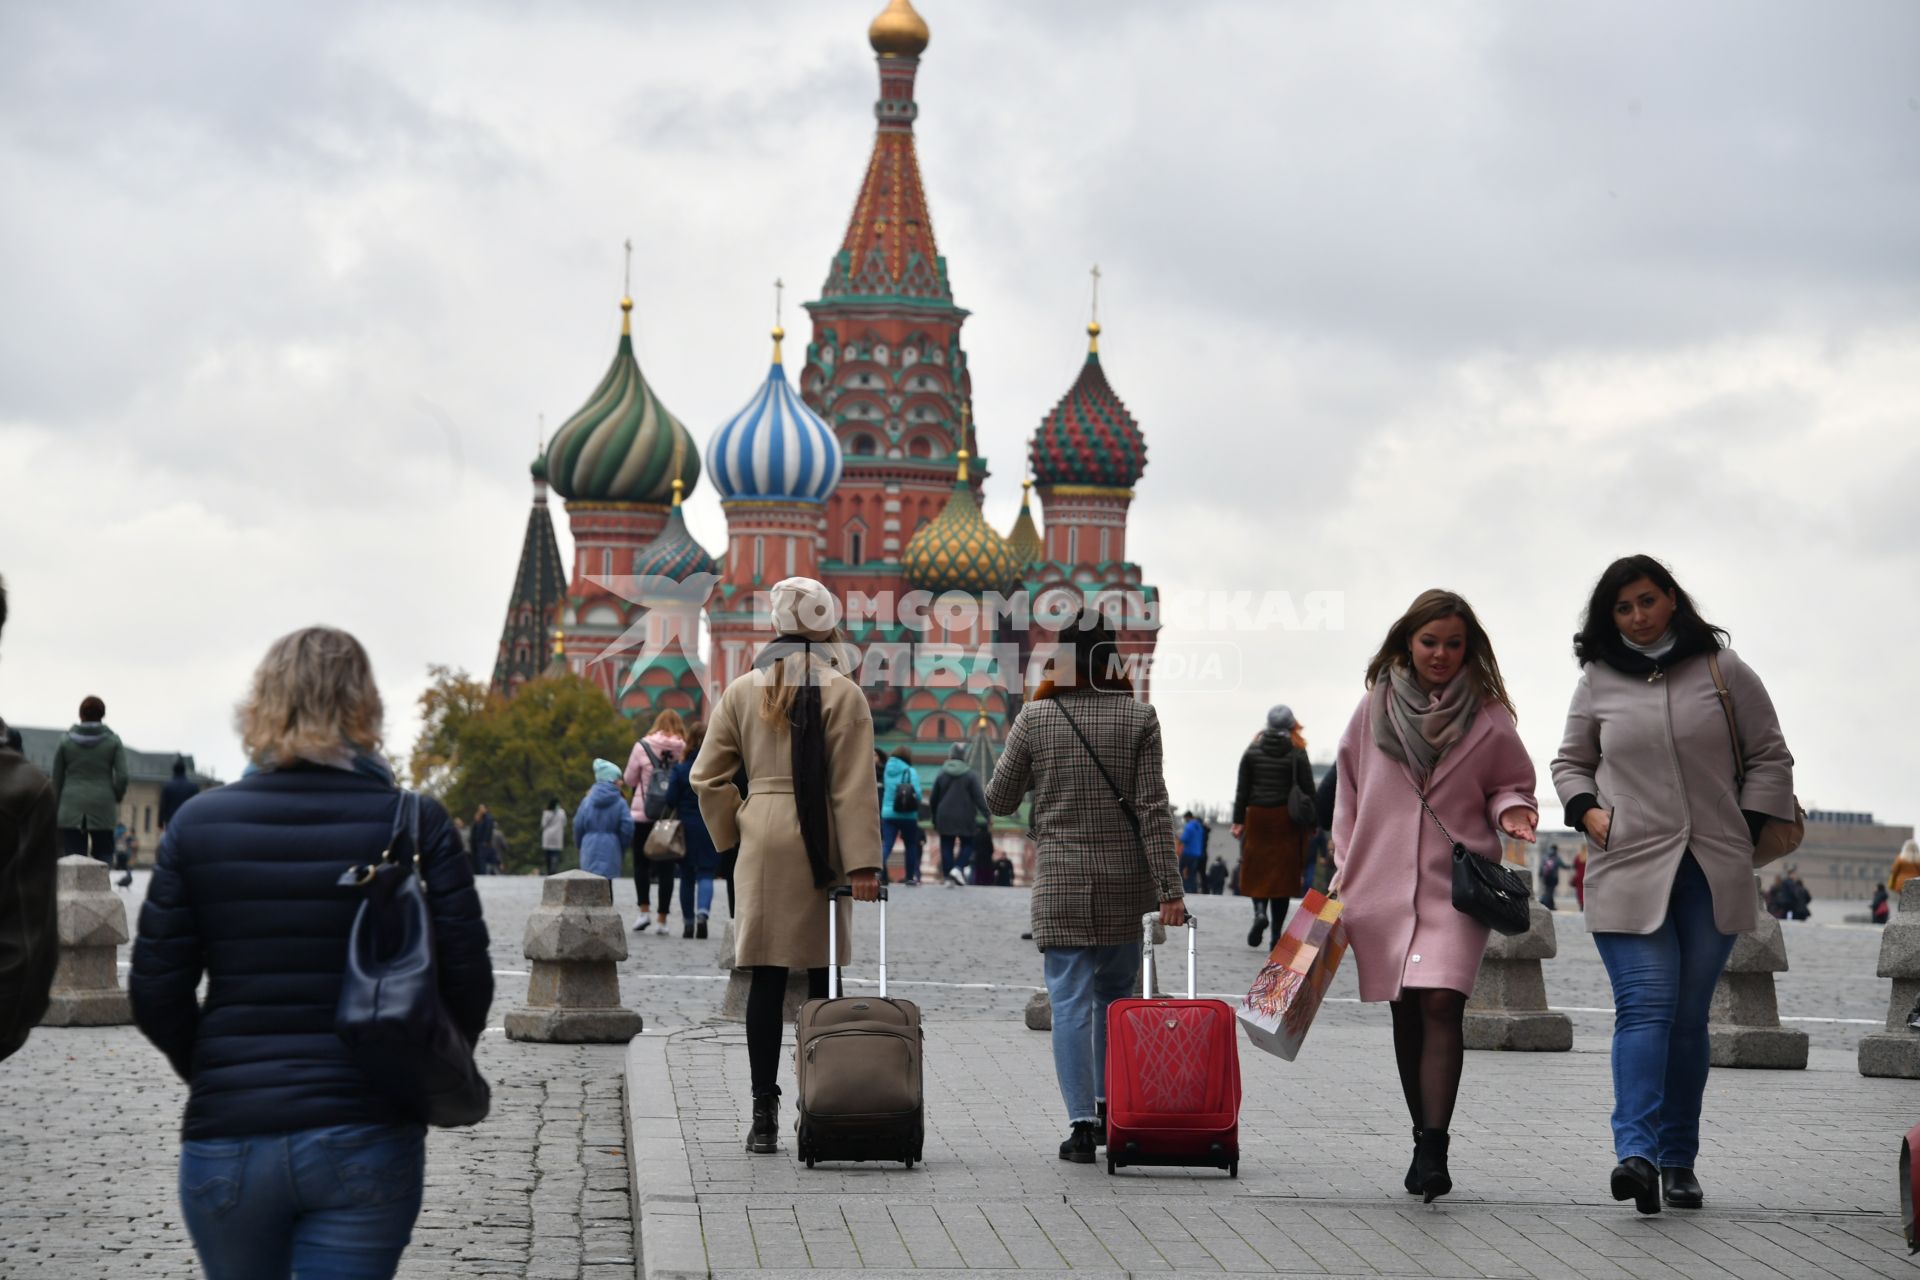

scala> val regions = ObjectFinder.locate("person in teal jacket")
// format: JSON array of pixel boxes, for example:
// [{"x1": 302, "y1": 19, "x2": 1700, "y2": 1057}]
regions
[
  {"x1": 879, "y1": 745, "x2": 925, "y2": 884},
  {"x1": 51, "y1": 696, "x2": 128, "y2": 863}
]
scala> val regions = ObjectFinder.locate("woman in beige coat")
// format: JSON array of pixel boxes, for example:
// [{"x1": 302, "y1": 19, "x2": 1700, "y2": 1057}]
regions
[
  {"x1": 1553, "y1": 555, "x2": 1795, "y2": 1216},
  {"x1": 692, "y1": 578, "x2": 882, "y2": 1154}
]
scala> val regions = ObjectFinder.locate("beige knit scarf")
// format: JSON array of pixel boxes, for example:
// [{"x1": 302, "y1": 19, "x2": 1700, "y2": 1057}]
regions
[{"x1": 1370, "y1": 664, "x2": 1480, "y2": 786}]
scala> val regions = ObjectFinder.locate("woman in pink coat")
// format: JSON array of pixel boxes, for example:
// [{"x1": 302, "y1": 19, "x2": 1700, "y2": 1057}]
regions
[{"x1": 1334, "y1": 589, "x2": 1538, "y2": 1202}]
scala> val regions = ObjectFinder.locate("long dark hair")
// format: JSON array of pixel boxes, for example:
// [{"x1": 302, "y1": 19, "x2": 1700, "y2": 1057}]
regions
[
  {"x1": 1032, "y1": 616, "x2": 1132, "y2": 699},
  {"x1": 1364, "y1": 589, "x2": 1516, "y2": 719},
  {"x1": 1573, "y1": 554, "x2": 1727, "y2": 665}
]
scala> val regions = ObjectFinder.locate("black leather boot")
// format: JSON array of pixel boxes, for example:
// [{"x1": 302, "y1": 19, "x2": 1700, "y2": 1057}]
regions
[
  {"x1": 1661, "y1": 1166, "x2": 1703, "y2": 1209},
  {"x1": 746, "y1": 1091, "x2": 779, "y2": 1155},
  {"x1": 1411, "y1": 1128, "x2": 1451, "y2": 1203},
  {"x1": 1610, "y1": 1156, "x2": 1660, "y2": 1214},
  {"x1": 1247, "y1": 904, "x2": 1268, "y2": 948},
  {"x1": 1404, "y1": 1126, "x2": 1423, "y2": 1195}
]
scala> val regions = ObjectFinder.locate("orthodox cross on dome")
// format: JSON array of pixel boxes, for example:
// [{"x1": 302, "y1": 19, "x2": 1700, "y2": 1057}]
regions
[
  {"x1": 772, "y1": 277, "x2": 786, "y2": 362},
  {"x1": 623, "y1": 238, "x2": 633, "y2": 298},
  {"x1": 1088, "y1": 263, "x2": 1103, "y2": 354}
]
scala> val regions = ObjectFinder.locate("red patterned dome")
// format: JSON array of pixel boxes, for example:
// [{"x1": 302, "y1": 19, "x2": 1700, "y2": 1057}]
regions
[{"x1": 1030, "y1": 323, "x2": 1146, "y2": 489}]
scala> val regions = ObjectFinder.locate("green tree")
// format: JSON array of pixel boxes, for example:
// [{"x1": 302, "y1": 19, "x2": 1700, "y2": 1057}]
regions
[{"x1": 408, "y1": 668, "x2": 634, "y2": 874}]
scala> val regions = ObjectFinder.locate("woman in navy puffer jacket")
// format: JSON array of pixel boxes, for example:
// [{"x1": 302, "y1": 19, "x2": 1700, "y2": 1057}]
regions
[{"x1": 130, "y1": 627, "x2": 492, "y2": 1280}]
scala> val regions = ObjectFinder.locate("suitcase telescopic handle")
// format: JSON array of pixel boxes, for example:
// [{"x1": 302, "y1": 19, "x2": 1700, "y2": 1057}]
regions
[
  {"x1": 829, "y1": 884, "x2": 889, "y2": 999},
  {"x1": 1139, "y1": 911, "x2": 1198, "y2": 1000}
]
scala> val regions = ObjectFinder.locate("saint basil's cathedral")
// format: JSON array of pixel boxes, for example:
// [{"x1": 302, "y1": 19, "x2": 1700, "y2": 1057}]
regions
[{"x1": 491, "y1": 0, "x2": 1161, "y2": 798}]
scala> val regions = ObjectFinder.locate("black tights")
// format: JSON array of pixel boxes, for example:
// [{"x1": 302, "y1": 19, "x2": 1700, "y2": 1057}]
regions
[
  {"x1": 745, "y1": 965, "x2": 829, "y2": 1097},
  {"x1": 1388, "y1": 989, "x2": 1467, "y2": 1132},
  {"x1": 1251, "y1": 897, "x2": 1290, "y2": 924}
]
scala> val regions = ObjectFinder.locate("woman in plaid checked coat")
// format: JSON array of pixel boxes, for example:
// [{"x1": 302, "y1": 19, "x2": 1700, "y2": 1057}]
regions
[{"x1": 987, "y1": 617, "x2": 1186, "y2": 1164}]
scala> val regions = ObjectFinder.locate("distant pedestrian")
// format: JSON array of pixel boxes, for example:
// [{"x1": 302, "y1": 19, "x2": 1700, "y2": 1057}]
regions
[
  {"x1": 0, "y1": 577, "x2": 60, "y2": 1063},
  {"x1": 1552, "y1": 555, "x2": 1794, "y2": 1215},
  {"x1": 158, "y1": 756, "x2": 199, "y2": 833},
  {"x1": 51, "y1": 695, "x2": 128, "y2": 863},
  {"x1": 972, "y1": 814, "x2": 996, "y2": 885},
  {"x1": 130, "y1": 624, "x2": 492, "y2": 1280},
  {"x1": 930, "y1": 742, "x2": 988, "y2": 886},
  {"x1": 626, "y1": 710, "x2": 687, "y2": 932},
  {"x1": 689, "y1": 576, "x2": 882, "y2": 1154},
  {"x1": 484, "y1": 827, "x2": 505, "y2": 875},
  {"x1": 1335, "y1": 589, "x2": 1537, "y2": 1203},
  {"x1": 575, "y1": 759, "x2": 634, "y2": 882},
  {"x1": 1539, "y1": 844, "x2": 1562, "y2": 910},
  {"x1": 1232, "y1": 705, "x2": 1315, "y2": 949},
  {"x1": 1891, "y1": 840, "x2": 1920, "y2": 897},
  {"x1": 1871, "y1": 883, "x2": 1891, "y2": 925},
  {"x1": 662, "y1": 721, "x2": 719, "y2": 938},
  {"x1": 539, "y1": 798, "x2": 568, "y2": 875},
  {"x1": 992, "y1": 852, "x2": 1015, "y2": 887},
  {"x1": 880, "y1": 744, "x2": 925, "y2": 884},
  {"x1": 1206, "y1": 857, "x2": 1228, "y2": 896},
  {"x1": 1782, "y1": 867, "x2": 1812, "y2": 921},
  {"x1": 987, "y1": 614, "x2": 1184, "y2": 1165},
  {"x1": 470, "y1": 805, "x2": 495, "y2": 875},
  {"x1": 114, "y1": 826, "x2": 138, "y2": 888},
  {"x1": 1178, "y1": 811, "x2": 1206, "y2": 895}
]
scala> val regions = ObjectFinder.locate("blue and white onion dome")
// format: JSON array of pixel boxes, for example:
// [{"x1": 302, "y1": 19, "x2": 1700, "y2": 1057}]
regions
[{"x1": 706, "y1": 327, "x2": 844, "y2": 503}]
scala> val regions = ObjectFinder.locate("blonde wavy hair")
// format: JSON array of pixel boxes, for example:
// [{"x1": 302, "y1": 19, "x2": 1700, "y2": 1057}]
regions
[
  {"x1": 648, "y1": 709, "x2": 688, "y2": 739},
  {"x1": 755, "y1": 629, "x2": 856, "y2": 726},
  {"x1": 237, "y1": 626, "x2": 384, "y2": 766}
]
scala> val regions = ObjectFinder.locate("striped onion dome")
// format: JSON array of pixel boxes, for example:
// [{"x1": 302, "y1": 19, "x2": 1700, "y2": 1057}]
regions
[
  {"x1": 1005, "y1": 478, "x2": 1043, "y2": 568},
  {"x1": 633, "y1": 479, "x2": 717, "y2": 582},
  {"x1": 1030, "y1": 321, "x2": 1146, "y2": 489},
  {"x1": 903, "y1": 452, "x2": 1022, "y2": 595},
  {"x1": 706, "y1": 328, "x2": 843, "y2": 503},
  {"x1": 545, "y1": 297, "x2": 700, "y2": 504}
]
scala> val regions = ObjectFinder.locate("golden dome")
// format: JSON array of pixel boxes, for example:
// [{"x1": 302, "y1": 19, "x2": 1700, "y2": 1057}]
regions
[{"x1": 869, "y1": 0, "x2": 930, "y2": 57}]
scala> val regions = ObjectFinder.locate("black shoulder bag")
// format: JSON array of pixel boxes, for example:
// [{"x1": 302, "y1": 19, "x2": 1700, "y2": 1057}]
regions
[
  {"x1": 1402, "y1": 773, "x2": 1531, "y2": 937},
  {"x1": 335, "y1": 791, "x2": 492, "y2": 1127},
  {"x1": 1051, "y1": 699, "x2": 1142, "y2": 842}
]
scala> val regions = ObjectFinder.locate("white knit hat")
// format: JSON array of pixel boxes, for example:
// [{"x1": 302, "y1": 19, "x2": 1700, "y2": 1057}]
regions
[{"x1": 768, "y1": 577, "x2": 839, "y2": 642}]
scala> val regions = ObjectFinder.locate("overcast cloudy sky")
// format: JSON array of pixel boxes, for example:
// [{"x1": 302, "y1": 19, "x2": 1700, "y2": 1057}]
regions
[{"x1": 2, "y1": 1, "x2": 1915, "y2": 831}]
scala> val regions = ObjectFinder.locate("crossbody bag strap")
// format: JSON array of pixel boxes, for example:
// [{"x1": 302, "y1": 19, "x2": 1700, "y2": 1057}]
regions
[
  {"x1": 1050, "y1": 699, "x2": 1140, "y2": 830},
  {"x1": 1400, "y1": 770, "x2": 1458, "y2": 849},
  {"x1": 1705, "y1": 652, "x2": 1746, "y2": 787}
]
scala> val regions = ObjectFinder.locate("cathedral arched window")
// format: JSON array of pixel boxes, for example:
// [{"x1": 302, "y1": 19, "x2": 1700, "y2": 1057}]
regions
[
  {"x1": 908, "y1": 437, "x2": 932, "y2": 458},
  {"x1": 850, "y1": 434, "x2": 876, "y2": 456}
]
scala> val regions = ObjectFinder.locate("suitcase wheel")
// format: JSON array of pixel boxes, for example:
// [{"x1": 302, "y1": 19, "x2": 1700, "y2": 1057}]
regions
[
  {"x1": 903, "y1": 1156, "x2": 915, "y2": 1170},
  {"x1": 1229, "y1": 1160, "x2": 1238, "y2": 1179},
  {"x1": 1105, "y1": 1154, "x2": 1117, "y2": 1176}
]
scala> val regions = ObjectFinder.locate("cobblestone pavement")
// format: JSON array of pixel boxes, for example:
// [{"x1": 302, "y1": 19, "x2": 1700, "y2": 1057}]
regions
[
  {"x1": 653, "y1": 1021, "x2": 1912, "y2": 1279},
  {"x1": 0, "y1": 871, "x2": 1903, "y2": 1278}
]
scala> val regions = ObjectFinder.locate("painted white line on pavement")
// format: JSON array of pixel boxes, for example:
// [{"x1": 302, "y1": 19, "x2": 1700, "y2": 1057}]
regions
[{"x1": 493, "y1": 969, "x2": 529, "y2": 977}]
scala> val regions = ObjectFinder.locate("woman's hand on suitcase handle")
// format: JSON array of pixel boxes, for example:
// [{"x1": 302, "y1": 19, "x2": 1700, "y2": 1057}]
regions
[
  {"x1": 848, "y1": 868, "x2": 882, "y2": 902},
  {"x1": 1159, "y1": 898, "x2": 1186, "y2": 927}
]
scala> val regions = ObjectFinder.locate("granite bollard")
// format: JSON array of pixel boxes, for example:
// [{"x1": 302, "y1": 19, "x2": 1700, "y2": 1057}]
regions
[
  {"x1": 504, "y1": 871, "x2": 643, "y2": 1043},
  {"x1": 1024, "y1": 990, "x2": 1052, "y2": 1031},
  {"x1": 40, "y1": 856, "x2": 133, "y2": 1026},
  {"x1": 1463, "y1": 874, "x2": 1572, "y2": 1052},
  {"x1": 1708, "y1": 879, "x2": 1808, "y2": 1070},
  {"x1": 1858, "y1": 880, "x2": 1920, "y2": 1079}
]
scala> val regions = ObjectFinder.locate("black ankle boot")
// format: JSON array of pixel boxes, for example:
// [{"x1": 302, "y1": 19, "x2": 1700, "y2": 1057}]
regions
[
  {"x1": 683, "y1": 919, "x2": 695, "y2": 938},
  {"x1": 1247, "y1": 911, "x2": 1268, "y2": 948},
  {"x1": 746, "y1": 1091, "x2": 779, "y2": 1155},
  {"x1": 1404, "y1": 1126, "x2": 1422, "y2": 1195},
  {"x1": 1058, "y1": 1122, "x2": 1097, "y2": 1164},
  {"x1": 1412, "y1": 1128, "x2": 1451, "y2": 1203},
  {"x1": 1610, "y1": 1155, "x2": 1660, "y2": 1215},
  {"x1": 696, "y1": 914, "x2": 709, "y2": 939},
  {"x1": 1660, "y1": 1165, "x2": 1703, "y2": 1209}
]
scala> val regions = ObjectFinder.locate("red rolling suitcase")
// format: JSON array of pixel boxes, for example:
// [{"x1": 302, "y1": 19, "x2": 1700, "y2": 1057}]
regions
[{"x1": 1105, "y1": 912, "x2": 1241, "y2": 1177}]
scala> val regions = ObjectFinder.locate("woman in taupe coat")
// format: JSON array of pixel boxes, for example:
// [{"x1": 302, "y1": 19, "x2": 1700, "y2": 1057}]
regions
[
  {"x1": 692, "y1": 578, "x2": 882, "y2": 1154},
  {"x1": 1552, "y1": 555, "x2": 1795, "y2": 1215}
]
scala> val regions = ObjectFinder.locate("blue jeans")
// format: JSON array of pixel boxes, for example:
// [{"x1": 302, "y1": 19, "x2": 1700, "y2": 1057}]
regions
[
  {"x1": 938, "y1": 834, "x2": 973, "y2": 880},
  {"x1": 1591, "y1": 853, "x2": 1736, "y2": 1169},
  {"x1": 679, "y1": 871, "x2": 715, "y2": 921},
  {"x1": 1042, "y1": 945, "x2": 1141, "y2": 1125},
  {"x1": 179, "y1": 1122, "x2": 425, "y2": 1279},
  {"x1": 881, "y1": 820, "x2": 923, "y2": 882}
]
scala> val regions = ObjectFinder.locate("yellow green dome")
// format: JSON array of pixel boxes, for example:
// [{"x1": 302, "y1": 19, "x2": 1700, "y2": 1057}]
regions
[
  {"x1": 903, "y1": 453, "x2": 1021, "y2": 596},
  {"x1": 1006, "y1": 478, "x2": 1043, "y2": 569}
]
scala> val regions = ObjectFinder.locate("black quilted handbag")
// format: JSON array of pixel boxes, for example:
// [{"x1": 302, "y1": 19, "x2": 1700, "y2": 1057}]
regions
[
  {"x1": 335, "y1": 791, "x2": 491, "y2": 1127},
  {"x1": 1404, "y1": 774, "x2": 1531, "y2": 937}
]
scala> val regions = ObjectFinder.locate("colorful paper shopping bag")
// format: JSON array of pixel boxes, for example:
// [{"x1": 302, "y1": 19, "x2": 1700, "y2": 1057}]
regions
[{"x1": 1236, "y1": 890, "x2": 1349, "y2": 1061}]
